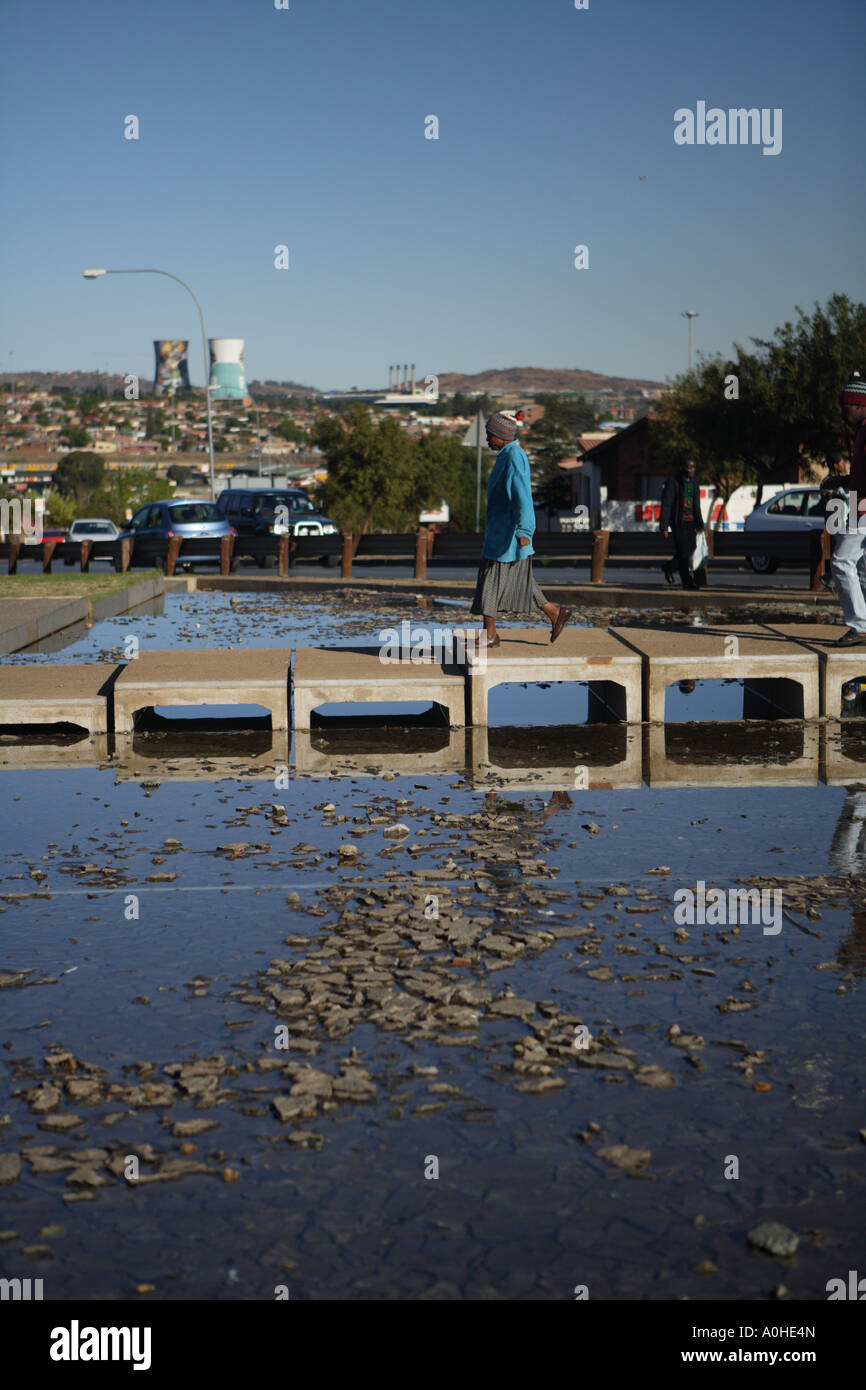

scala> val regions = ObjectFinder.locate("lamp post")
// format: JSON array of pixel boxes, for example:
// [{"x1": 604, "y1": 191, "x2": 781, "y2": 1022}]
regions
[
  {"x1": 83, "y1": 268, "x2": 217, "y2": 500},
  {"x1": 681, "y1": 310, "x2": 699, "y2": 375}
]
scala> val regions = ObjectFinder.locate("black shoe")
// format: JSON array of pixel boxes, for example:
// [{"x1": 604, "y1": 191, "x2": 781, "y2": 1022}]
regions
[{"x1": 661, "y1": 564, "x2": 676, "y2": 585}]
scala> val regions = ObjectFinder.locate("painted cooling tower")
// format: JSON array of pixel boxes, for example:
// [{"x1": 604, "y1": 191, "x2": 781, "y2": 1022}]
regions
[
  {"x1": 153, "y1": 340, "x2": 191, "y2": 395},
  {"x1": 208, "y1": 338, "x2": 247, "y2": 400}
]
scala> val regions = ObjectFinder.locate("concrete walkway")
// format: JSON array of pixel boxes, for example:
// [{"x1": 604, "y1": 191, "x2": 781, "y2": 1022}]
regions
[
  {"x1": 0, "y1": 663, "x2": 117, "y2": 734},
  {"x1": 0, "y1": 578, "x2": 163, "y2": 653},
  {"x1": 612, "y1": 624, "x2": 821, "y2": 722},
  {"x1": 762, "y1": 622, "x2": 866, "y2": 719},
  {"x1": 467, "y1": 627, "x2": 643, "y2": 727},
  {"x1": 113, "y1": 649, "x2": 291, "y2": 733},
  {"x1": 293, "y1": 646, "x2": 466, "y2": 729}
]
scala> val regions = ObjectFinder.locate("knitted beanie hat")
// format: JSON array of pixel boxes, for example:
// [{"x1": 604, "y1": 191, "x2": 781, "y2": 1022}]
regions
[
  {"x1": 486, "y1": 410, "x2": 521, "y2": 443},
  {"x1": 840, "y1": 371, "x2": 866, "y2": 407}
]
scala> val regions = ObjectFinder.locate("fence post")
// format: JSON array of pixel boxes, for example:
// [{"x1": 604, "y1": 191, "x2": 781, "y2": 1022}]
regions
[
  {"x1": 590, "y1": 529, "x2": 609, "y2": 583},
  {"x1": 42, "y1": 539, "x2": 57, "y2": 573},
  {"x1": 165, "y1": 537, "x2": 181, "y2": 577},
  {"x1": 810, "y1": 529, "x2": 830, "y2": 591},
  {"x1": 79, "y1": 540, "x2": 92, "y2": 573},
  {"x1": 8, "y1": 536, "x2": 21, "y2": 574},
  {"x1": 219, "y1": 533, "x2": 234, "y2": 577},
  {"x1": 341, "y1": 533, "x2": 353, "y2": 579},
  {"x1": 278, "y1": 533, "x2": 290, "y2": 578},
  {"x1": 119, "y1": 537, "x2": 132, "y2": 573},
  {"x1": 414, "y1": 526, "x2": 428, "y2": 580},
  {"x1": 705, "y1": 527, "x2": 715, "y2": 560},
  {"x1": 426, "y1": 529, "x2": 435, "y2": 559}
]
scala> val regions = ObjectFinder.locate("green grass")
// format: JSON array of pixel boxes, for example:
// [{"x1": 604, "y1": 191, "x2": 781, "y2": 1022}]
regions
[{"x1": 0, "y1": 571, "x2": 162, "y2": 597}]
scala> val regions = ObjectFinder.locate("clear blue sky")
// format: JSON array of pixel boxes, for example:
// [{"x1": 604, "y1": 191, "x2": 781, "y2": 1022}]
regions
[{"x1": 1, "y1": 0, "x2": 863, "y2": 391}]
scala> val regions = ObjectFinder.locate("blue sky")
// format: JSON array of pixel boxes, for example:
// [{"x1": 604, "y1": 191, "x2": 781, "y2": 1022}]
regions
[{"x1": 1, "y1": 0, "x2": 863, "y2": 391}]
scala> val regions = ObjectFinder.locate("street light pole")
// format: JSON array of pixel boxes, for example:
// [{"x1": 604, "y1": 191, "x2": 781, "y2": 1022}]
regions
[
  {"x1": 83, "y1": 267, "x2": 217, "y2": 500},
  {"x1": 681, "y1": 310, "x2": 699, "y2": 375}
]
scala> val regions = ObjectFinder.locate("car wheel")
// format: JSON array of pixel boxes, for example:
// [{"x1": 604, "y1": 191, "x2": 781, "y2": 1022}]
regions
[
  {"x1": 229, "y1": 557, "x2": 240, "y2": 574},
  {"x1": 748, "y1": 554, "x2": 779, "y2": 574},
  {"x1": 320, "y1": 552, "x2": 338, "y2": 567}
]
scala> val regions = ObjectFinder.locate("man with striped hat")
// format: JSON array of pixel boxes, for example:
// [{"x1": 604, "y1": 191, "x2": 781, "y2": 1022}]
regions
[{"x1": 830, "y1": 372, "x2": 866, "y2": 646}]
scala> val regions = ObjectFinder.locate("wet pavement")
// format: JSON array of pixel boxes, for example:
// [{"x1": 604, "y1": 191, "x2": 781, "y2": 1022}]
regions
[{"x1": 0, "y1": 593, "x2": 864, "y2": 1301}]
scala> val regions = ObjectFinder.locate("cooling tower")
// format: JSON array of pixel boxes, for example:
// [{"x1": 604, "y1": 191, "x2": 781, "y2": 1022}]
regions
[
  {"x1": 153, "y1": 340, "x2": 191, "y2": 395},
  {"x1": 208, "y1": 338, "x2": 247, "y2": 400}
]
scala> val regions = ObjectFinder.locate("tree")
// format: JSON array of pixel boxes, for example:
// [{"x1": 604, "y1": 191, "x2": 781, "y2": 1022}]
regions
[
  {"x1": 751, "y1": 293, "x2": 866, "y2": 464},
  {"x1": 650, "y1": 294, "x2": 866, "y2": 525},
  {"x1": 64, "y1": 425, "x2": 91, "y2": 449},
  {"x1": 312, "y1": 404, "x2": 474, "y2": 532},
  {"x1": 144, "y1": 406, "x2": 166, "y2": 439},
  {"x1": 89, "y1": 468, "x2": 173, "y2": 525},
  {"x1": 53, "y1": 451, "x2": 105, "y2": 505},
  {"x1": 44, "y1": 488, "x2": 77, "y2": 528}
]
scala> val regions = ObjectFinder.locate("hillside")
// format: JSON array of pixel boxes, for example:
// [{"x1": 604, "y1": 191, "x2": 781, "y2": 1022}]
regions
[{"x1": 435, "y1": 366, "x2": 665, "y2": 396}]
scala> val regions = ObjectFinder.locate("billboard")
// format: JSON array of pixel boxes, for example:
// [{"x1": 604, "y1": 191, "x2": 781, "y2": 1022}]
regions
[{"x1": 153, "y1": 340, "x2": 191, "y2": 396}]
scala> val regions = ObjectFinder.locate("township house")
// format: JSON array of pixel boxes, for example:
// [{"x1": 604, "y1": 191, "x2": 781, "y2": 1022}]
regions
[
  {"x1": 563, "y1": 414, "x2": 813, "y2": 528},
  {"x1": 562, "y1": 416, "x2": 668, "y2": 526}
]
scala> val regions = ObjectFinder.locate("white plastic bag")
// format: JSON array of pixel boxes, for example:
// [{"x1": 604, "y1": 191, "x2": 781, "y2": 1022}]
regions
[{"x1": 690, "y1": 531, "x2": 708, "y2": 572}]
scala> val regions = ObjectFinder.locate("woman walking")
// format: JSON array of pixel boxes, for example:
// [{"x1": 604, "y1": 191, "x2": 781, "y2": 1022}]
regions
[{"x1": 470, "y1": 410, "x2": 571, "y2": 647}]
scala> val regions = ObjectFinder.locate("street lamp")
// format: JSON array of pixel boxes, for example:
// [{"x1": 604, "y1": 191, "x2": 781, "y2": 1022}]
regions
[
  {"x1": 681, "y1": 310, "x2": 699, "y2": 375},
  {"x1": 82, "y1": 268, "x2": 217, "y2": 499}
]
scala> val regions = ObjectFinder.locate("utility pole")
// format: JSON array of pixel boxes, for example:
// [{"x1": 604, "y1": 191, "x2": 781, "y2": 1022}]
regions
[{"x1": 681, "y1": 310, "x2": 699, "y2": 374}]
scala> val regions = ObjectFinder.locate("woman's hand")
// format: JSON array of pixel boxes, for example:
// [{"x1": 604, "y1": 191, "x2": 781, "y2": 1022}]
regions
[{"x1": 517, "y1": 536, "x2": 530, "y2": 547}]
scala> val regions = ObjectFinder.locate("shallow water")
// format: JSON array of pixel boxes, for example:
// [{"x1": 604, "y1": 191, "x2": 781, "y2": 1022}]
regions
[{"x1": 1, "y1": 596, "x2": 864, "y2": 1301}]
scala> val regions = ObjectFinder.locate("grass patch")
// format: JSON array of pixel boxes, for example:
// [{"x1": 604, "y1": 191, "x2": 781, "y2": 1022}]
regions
[{"x1": 0, "y1": 571, "x2": 162, "y2": 597}]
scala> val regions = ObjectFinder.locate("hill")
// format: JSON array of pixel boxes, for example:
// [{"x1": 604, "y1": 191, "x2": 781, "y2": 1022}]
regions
[{"x1": 435, "y1": 366, "x2": 665, "y2": 396}]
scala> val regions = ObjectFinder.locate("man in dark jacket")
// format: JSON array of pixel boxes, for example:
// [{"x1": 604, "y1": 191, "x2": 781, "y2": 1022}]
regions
[{"x1": 660, "y1": 459, "x2": 705, "y2": 589}]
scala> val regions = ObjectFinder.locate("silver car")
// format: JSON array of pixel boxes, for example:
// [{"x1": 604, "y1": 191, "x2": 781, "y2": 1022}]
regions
[
  {"x1": 742, "y1": 486, "x2": 824, "y2": 573},
  {"x1": 64, "y1": 517, "x2": 120, "y2": 565}
]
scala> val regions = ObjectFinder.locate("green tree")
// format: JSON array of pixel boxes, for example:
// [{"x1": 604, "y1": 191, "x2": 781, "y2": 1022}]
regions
[
  {"x1": 751, "y1": 293, "x2": 866, "y2": 464},
  {"x1": 313, "y1": 404, "x2": 431, "y2": 532},
  {"x1": 144, "y1": 405, "x2": 166, "y2": 439},
  {"x1": 44, "y1": 488, "x2": 77, "y2": 528},
  {"x1": 64, "y1": 425, "x2": 91, "y2": 449},
  {"x1": 89, "y1": 468, "x2": 173, "y2": 525},
  {"x1": 53, "y1": 450, "x2": 105, "y2": 505}
]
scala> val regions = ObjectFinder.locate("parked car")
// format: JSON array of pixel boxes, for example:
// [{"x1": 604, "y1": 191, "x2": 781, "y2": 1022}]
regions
[
  {"x1": 118, "y1": 499, "x2": 237, "y2": 572},
  {"x1": 216, "y1": 487, "x2": 338, "y2": 567},
  {"x1": 742, "y1": 486, "x2": 825, "y2": 572},
  {"x1": 22, "y1": 527, "x2": 66, "y2": 545},
  {"x1": 63, "y1": 517, "x2": 120, "y2": 565}
]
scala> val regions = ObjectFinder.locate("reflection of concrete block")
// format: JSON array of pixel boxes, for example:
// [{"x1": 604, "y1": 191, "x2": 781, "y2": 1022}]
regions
[
  {"x1": 0, "y1": 735, "x2": 110, "y2": 771},
  {"x1": 645, "y1": 723, "x2": 819, "y2": 788},
  {"x1": 112, "y1": 650, "x2": 290, "y2": 733},
  {"x1": 293, "y1": 728, "x2": 467, "y2": 778},
  {"x1": 612, "y1": 626, "x2": 819, "y2": 723},
  {"x1": 471, "y1": 725, "x2": 641, "y2": 790},
  {"x1": 112, "y1": 731, "x2": 290, "y2": 783},
  {"x1": 292, "y1": 647, "x2": 465, "y2": 730},
  {"x1": 466, "y1": 628, "x2": 641, "y2": 728}
]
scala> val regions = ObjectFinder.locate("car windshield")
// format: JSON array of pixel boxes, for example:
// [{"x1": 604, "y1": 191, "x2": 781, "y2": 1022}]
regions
[
  {"x1": 73, "y1": 521, "x2": 114, "y2": 534},
  {"x1": 257, "y1": 494, "x2": 315, "y2": 513},
  {"x1": 168, "y1": 503, "x2": 221, "y2": 523}
]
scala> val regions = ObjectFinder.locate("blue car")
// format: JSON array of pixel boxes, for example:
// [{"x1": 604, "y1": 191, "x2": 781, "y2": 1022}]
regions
[{"x1": 118, "y1": 498, "x2": 238, "y2": 571}]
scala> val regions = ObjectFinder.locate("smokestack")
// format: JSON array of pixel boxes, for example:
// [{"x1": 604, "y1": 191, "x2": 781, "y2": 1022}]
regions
[
  {"x1": 403, "y1": 363, "x2": 408, "y2": 392},
  {"x1": 411, "y1": 363, "x2": 415, "y2": 394},
  {"x1": 388, "y1": 365, "x2": 393, "y2": 391}
]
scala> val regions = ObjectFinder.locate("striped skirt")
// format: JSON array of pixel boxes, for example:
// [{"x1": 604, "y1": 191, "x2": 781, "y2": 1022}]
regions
[{"x1": 470, "y1": 556, "x2": 548, "y2": 617}]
